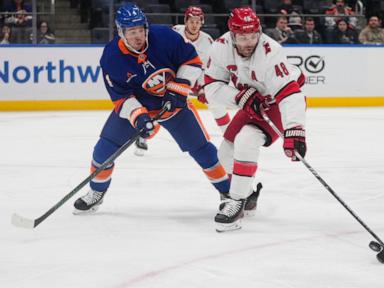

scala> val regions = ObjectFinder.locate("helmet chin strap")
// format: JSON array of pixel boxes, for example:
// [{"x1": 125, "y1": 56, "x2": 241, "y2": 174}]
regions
[{"x1": 118, "y1": 27, "x2": 149, "y2": 54}]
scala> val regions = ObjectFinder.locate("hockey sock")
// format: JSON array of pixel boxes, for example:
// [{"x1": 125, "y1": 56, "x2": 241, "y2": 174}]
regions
[{"x1": 189, "y1": 142, "x2": 230, "y2": 193}]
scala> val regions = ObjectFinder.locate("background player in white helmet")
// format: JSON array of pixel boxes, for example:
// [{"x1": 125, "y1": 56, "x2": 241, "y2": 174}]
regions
[
  {"x1": 134, "y1": 6, "x2": 231, "y2": 156},
  {"x1": 204, "y1": 7, "x2": 307, "y2": 232}
]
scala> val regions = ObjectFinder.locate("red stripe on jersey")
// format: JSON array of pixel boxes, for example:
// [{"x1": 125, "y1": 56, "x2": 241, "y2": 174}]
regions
[
  {"x1": 275, "y1": 81, "x2": 301, "y2": 104},
  {"x1": 297, "y1": 73, "x2": 305, "y2": 87},
  {"x1": 233, "y1": 160, "x2": 257, "y2": 177},
  {"x1": 215, "y1": 113, "x2": 231, "y2": 126},
  {"x1": 204, "y1": 74, "x2": 228, "y2": 86}
]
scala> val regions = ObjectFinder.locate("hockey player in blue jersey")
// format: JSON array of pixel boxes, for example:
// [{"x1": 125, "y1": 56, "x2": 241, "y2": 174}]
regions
[{"x1": 73, "y1": 3, "x2": 232, "y2": 214}]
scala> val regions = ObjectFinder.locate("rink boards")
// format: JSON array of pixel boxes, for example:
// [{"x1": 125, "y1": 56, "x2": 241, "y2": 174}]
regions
[{"x1": 1, "y1": 44, "x2": 384, "y2": 111}]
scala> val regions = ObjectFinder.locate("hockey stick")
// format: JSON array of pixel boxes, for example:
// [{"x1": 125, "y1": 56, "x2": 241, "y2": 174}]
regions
[
  {"x1": 12, "y1": 102, "x2": 171, "y2": 229},
  {"x1": 260, "y1": 109, "x2": 384, "y2": 263}
]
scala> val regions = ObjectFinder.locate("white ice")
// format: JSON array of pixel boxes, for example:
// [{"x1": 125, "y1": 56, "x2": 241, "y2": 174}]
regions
[{"x1": 1, "y1": 108, "x2": 383, "y2": 288}]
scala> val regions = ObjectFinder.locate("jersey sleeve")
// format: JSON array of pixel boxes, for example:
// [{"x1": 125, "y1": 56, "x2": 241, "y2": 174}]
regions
[
  {"x1": 101, "y1": 70, "x2": 132, "y2": 102},
  {"x1": 100, "y1": 48, "x2": 144, "y2": 121},
  {"x1": 203, "y1": 39, "x2": 239, "y2": 109},
  {"x1": 168, "y1": 28, "x2": 202, "y2": 69},
  {"x1": 165, "y1": 28, "x2": 203, "y2": 85},
  {"x1": 262, "y1": 48, "x2": 302, "y2": 104},
  {"x1": 261, "y1": 47, "x2": 306, "y2": 130},
  {"x1": 204, "y1": 40, "x2": 231, "y2": 83}
]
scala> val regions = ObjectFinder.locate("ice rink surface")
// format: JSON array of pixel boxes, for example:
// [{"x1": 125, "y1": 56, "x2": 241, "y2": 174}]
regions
[{"x1": 1, "y1": 108, "x2": 383, "y2": 288}]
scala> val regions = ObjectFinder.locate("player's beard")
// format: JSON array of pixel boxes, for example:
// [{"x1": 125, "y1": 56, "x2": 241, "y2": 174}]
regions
[{"x1": 236, "y1": 44, "x2": 256, "y2": 58}]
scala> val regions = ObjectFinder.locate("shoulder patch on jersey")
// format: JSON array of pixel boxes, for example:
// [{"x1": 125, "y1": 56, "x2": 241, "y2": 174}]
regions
[
  {"x1": 142, "y1": 68, "x2": 176, "y2": 96},
  {"x1": 263, "y1": 41, "x2": 271, "y2": 55},
  {"x1": 216, "y1": 37, "x2": 226, "y2": 44}
]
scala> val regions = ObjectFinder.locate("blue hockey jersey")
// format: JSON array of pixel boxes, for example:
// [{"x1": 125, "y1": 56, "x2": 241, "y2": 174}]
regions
[{"x1": 100, "y1": 25, "x2": 202, "y2": 114}]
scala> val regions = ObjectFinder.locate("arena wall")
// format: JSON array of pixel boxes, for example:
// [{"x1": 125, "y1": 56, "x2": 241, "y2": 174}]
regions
[{"x1": 1, "y1": 44, "x2": 383, "y2": 111}]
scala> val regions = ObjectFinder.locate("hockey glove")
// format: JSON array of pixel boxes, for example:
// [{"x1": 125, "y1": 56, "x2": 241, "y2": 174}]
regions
[
  {"x1": 235, "y1": 87, "x2": 268, "y2": 120},
  {"x1": 130, "y1": 107, "x2": 155, "y2": 139},
  {"x1": 197, "y1": 89, "x2": 208, "y2": 104},
  {"x1": 283, "y1": 127, "x2": 306, "y2": 161},
  {"x1": 192, "y1": 83, "x2": 208, "y2": 104},
  {"x1": 162, "y1": 78, "x2": 191, "y2": 112}
]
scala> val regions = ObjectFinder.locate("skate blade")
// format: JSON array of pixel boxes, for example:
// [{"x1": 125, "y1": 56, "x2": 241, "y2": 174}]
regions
[
  {"x1": 215, "y1": 219, "x2": 242, "y2": 233},
  {"x1": 72, "y1": 205, "x2": 101, "y2": 215},
  {"x1": 134, "y1": 147, "x2": 147, "y2": 157}
]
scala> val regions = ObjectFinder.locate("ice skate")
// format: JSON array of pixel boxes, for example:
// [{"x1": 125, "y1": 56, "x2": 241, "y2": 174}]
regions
[
  {"x1": 73, "y1": 190, "x2": 106, "y2": 215},
  {"x1": 134, "y1": 137, "x2": 148, "y2": 156},
  {"x1": 220, "y1": 182, "x2": 263, "y2": 217},
  {"x1": 215, "y1": 198, "x2": 245, "y2": 232},
  {"x1": 244, "y1": 182, "x2": 263, "y2": 216}
]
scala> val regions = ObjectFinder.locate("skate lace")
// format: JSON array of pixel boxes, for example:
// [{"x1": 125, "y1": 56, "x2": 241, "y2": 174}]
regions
[
  {"x1": 82, "y1": 190, "x2": 104, "y2": 205},
  {"x1": 221, "y1": 199, "x2": 242, "y2": 217}
]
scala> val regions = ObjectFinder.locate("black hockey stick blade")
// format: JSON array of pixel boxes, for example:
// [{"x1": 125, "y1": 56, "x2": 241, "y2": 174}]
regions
[{"x1": 11, "y1": 102, "x2": 171, "y2": 229}]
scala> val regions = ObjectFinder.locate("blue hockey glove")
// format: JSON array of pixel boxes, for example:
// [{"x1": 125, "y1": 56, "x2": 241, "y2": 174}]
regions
[
  {"x1": 130, "y1": 107, "x2": 155, "y2": 138},
  {"x1": 162, "y1": 78, "x2": 191, "y2": 112}
]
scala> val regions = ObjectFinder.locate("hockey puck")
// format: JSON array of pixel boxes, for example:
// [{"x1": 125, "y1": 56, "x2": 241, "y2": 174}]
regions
[
  {"x1": 377, "y1": 250, "x2": 384, "y2": 264},
  {"x1": 369, "y1": 241, "x2": 382, "y2": 252}
]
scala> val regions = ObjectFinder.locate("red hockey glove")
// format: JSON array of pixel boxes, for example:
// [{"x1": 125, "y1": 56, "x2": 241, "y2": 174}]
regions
[
  {"x1": 130, "y1": 107, "x2": 155, "y2": 139},
  {"x1": 197, "y1": 89, "x2": 208, "y2": 104},
  {"x1": 235, "y1": 87, "x2": 268, "y2": 120},
  {"x1": 163, "y1": 78, "x2": 191, "y2": 112},
  {"x1": 283, "y1": 127, "x2": 306, "y2": 161},
  {"x1": 192, "y1": 83, "x2": 208, "y2": 104}
]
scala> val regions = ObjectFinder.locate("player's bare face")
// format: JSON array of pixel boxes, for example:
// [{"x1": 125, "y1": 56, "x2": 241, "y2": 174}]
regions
[
  {"x1": 185, "y1": 16, "x2": 202, "y2": 36},
  {"x1": 124, "y1": 26, "x2": 146, "y2": 51},
  {"x1": 234, "y1": 32, "x2": 259, "y2": 58}
]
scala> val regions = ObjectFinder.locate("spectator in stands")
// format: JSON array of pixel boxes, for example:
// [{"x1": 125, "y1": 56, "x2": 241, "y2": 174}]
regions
[
  {"x1": 4, "y1": 0, "x2": 32, "y2": 27},
  {"x1": 331, "y1": 18, "x2": 359, "y2": 44},
  {"x1": 359, "y1": 15, "x2": 384, "y2": 45},
  {"x1": 278, "y1": 0, "x2": 302, "y2": 29},
  {"x1": 287, "y1": 11, "x2": 303, "y2": 31},
  {"x1": 294, "y1": 17, "x2": 323, "y2": 44},
  {"x1": 4, "y1": 0, "x2": 32, "y2": 43},
  {"x1": 0, "y1": 0, "x2": 4, "y2": 27},
  {"x1": 30, "y1": 21, "x2": 56, "y2": 44},
  {"x1": 325, "y1": 0, "x2": 357, "y2": 31},
  {"x1": 0, "y1": 24, "x2": 11, "y2": 44},
  {"x1": 278, "y1": 0, "x2": 297, "y2": 15},
  {"x1": 265, "y1": 16, "x2": 294, "y2": 44}
]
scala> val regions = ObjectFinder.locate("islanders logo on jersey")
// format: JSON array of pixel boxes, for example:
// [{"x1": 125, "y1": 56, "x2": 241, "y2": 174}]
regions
[{"x1": 142, "y1": 68, "x2": 176, "y2": 96}]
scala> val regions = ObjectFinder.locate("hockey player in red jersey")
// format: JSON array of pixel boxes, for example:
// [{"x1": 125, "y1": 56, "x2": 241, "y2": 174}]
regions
[
  {"x1": 73, "y1": 3, "x2": 232, "y2": 214},
  {"x1": 204, "y1": 7, "x2": 307, "y2": 232}
]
